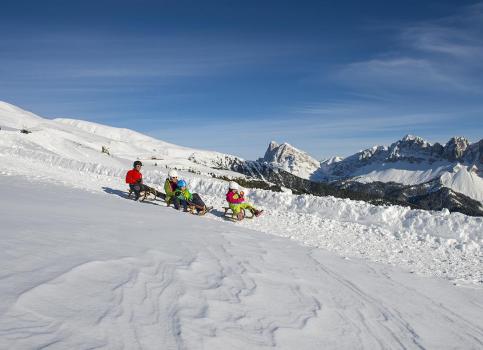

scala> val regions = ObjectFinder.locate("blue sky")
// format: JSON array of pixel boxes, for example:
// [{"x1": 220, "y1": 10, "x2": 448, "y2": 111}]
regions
[{"x1": 1, "y1": 0, "x2": 482, "y2": 159}]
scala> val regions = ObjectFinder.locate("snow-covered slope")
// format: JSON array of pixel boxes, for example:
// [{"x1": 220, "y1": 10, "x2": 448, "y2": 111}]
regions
[
  {"x1": 440, "y1": 164, "x2": 483, "y2": 201},
  {"x1": 0, "y1": 102, "x2": 245, "y2": 178}
]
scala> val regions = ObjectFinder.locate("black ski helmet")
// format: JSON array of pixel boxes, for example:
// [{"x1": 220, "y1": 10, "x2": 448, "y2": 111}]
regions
[{"x1": 133, "y1": 160, "x2": 143, "y2": 168}]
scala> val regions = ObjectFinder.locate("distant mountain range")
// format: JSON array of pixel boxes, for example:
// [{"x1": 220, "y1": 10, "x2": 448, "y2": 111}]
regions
[{"x1": 258, "y1": 135, "x2": 483, "y2": 202}]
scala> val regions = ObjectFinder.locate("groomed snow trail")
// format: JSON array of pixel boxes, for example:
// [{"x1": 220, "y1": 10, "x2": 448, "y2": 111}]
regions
[{"x1": 0, "y1": 177, "x2": 482, "y2": 349}]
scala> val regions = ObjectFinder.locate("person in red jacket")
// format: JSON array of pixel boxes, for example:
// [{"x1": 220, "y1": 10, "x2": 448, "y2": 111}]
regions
[{"x1": 125, "y1": 161, "x2": 163, "y2": 200}]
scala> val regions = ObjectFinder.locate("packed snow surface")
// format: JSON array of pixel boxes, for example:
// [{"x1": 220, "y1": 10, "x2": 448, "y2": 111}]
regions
[
  {"x1": 1, "y1": 177, "x2": 483, "y2": 349},
  {"x1": 1, "y1": 101, "x2": 483, "y2": 348}
]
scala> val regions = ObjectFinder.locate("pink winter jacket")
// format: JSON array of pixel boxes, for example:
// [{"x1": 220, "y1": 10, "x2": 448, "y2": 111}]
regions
[{"x1": 226, "y1": 190, "x2": 245, "y2": 204}]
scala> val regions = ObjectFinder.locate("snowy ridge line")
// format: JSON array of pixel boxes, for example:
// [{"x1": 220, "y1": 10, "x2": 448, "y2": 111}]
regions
[
  {"x1": 3, "y1": 146, "x2": 128, "y2": 178},
  {"x1": 55, "y1": 117, "x2": 186, "y2": 148}
]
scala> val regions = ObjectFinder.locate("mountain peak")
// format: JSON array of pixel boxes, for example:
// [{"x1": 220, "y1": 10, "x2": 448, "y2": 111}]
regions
[
  {"x1": 443, "y1": 137, "x2": 469, "y2": 161},
  {"x1": 400, "y1": 134, "x2": 430, "y2": 146},
  {"x1": 262, "y1": 141, "x2": 320, "y2": 179},
  {"x1": 446, "y1": 136, "x2": 469, "y2": 146},
  {"x1": 402, "y1": 134, "x2": 418, "y2": 142},
  {"x1": 269, "y1": 140, "x2": 279, "y2": 147}
]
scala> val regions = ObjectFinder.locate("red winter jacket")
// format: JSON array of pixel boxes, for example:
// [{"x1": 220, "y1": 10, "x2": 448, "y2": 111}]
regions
[
  {"x1": 126, "y1": 169, "x2": 142, "y2": 184},
  {"x1": 226, "y1": 190, "x2": 245, "y2": 204}
]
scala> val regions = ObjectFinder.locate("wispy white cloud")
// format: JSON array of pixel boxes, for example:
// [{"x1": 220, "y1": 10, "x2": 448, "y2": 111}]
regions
[
  {"x1": 335, "y1": 57, "x2": 470, "y2": 91},
  {"x1": 404, "y1": 26, "x2": 483, "y2": 58},
  {"x1": 290, "y1": 103, "x2": 456, "y2": 137},
  {"x1": 0, "y1": 33, "x2": 303, "y2": 81},
  {"x1": 335, "y1": 2, "x2": 483, "y2": 95},
  {"x1": 148, "y1": 99, "x2": 474, "y2": 159},
  {"x1": 401, "y1": 3, "x2": 483, "y2": 61}
]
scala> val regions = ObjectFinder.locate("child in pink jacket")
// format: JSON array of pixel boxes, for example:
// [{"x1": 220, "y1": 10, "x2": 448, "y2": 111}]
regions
[{"x1": 226, "y1": 181, "x2": 263, "y2": 220}]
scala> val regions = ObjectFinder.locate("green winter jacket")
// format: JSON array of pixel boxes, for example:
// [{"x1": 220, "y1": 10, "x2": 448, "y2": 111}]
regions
[
  {"x1": 174, "y1": 188, "x2": 193, "y2": 202},
  {"x1": 164, "y1": 179, "x2": 177, "y2": 204}
]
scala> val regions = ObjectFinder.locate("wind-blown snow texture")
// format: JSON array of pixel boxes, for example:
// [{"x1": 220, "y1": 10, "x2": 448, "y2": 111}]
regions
[
  {"x1": 1, "y1": 177, "x2": 483, "y2": 349},
  {"x1": 1, "y1": 100, "x2": 483, "y2": 348}
]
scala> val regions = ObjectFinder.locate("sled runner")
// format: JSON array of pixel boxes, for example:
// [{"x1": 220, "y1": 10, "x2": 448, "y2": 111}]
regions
[
  {"x1": 196, "y1": 205, "x2": 213, "y2": 216},
  {"x1": 223, "y1": 207, "x2": 255, "y2": 221},
  {"x1": 186, "y1": 202, "x2": 213, "y2": 216},
  {"x1": 127, "y1": 186, "x2": 158, "y2": 201}
]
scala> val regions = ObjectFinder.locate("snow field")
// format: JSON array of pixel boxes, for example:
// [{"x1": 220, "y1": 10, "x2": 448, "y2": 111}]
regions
[{"x1": 1, "y1": 177, "x2": 482, "y2": 349}]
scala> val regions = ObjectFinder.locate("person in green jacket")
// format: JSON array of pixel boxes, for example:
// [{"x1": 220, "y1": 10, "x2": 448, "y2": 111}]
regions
[
  {"x1": 173, "y1": 179, "x2": 210, "y2": 214},
  {"x1": 164, "y1": 169, "x2": 179, "y2": 205}
]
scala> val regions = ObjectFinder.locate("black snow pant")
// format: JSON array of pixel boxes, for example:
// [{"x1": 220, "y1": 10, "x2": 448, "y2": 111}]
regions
[
  {"x1": 189, "y1": 193, "x2": 206, "y2": 213},
  {"x1": 129, "y1": 183, "x2": 148, "y2": 200},
  {"x1": 173, "y1": 193, "x2": 206, "y2": 212},
  {"x1": 173, "y1": 197, "x2": 187, "y2": 211},
  {"x1": 129, "y1": 183, "x2": 164, "y2": 200}
]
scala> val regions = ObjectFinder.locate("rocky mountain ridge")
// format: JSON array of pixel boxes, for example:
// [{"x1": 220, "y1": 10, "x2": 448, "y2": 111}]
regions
[
  {"x1": 328, "y1": 135, "x2": 482, "y2": 179},
  {"x1": 261, "y1": 135, "x2": 482, "y2": 182},
  {"x1": 260, "y1": 141, "x2": 321, "y2": 179}
]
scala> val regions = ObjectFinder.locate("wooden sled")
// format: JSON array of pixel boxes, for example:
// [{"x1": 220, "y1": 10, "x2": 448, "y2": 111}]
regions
[
  {"x1": 127, "y1": 186, "x2": 158, "y2": 202},
  {"x1": 185, "y1": 203, "x2": 212, "y2": 216},
  {"x1": 222, "y1": 206, "x2": 254, "y2": 221}
]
